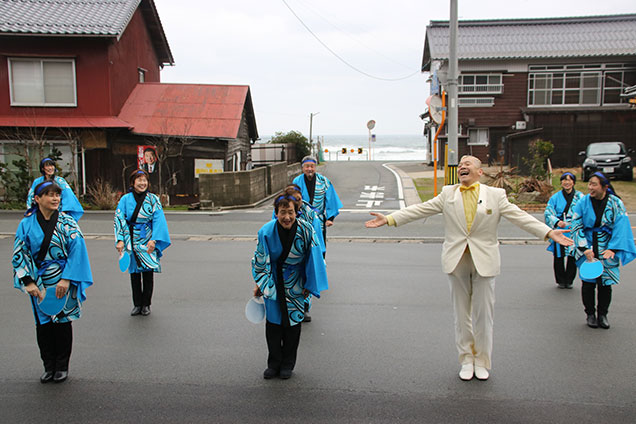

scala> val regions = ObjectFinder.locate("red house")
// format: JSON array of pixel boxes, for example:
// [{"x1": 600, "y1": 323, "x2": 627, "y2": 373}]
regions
[{"x1": 0, "y1": 0, "x2": 258, "y2": 202}]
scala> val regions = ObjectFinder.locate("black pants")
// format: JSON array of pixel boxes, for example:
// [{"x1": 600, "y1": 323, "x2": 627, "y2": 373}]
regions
[
  {"x1": 582, "y1": 281, "x2": 612, "y2": 316},
  {"x1": 36, "y1": 322, "x2": 72, "y2": 372},
  {"x1": 553, "y1": 255, "x2": 577, "y2": 286},
  {"x1": 265, "y1": 321, "x2": 301, "y2": 372},
  {"x1": 131, "y1": 271, "x2": 154, "y2": 306}
]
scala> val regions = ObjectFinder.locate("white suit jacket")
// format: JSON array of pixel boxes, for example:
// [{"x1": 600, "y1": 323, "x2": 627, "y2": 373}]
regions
[{"x1": 390, "y1": 183, "x2": 551, "y2": 277}]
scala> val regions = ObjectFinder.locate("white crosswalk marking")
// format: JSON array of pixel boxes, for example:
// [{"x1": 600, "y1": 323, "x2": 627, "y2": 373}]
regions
[{"x1": 357, "y1": 185, "x2": 385, "y2": 208}]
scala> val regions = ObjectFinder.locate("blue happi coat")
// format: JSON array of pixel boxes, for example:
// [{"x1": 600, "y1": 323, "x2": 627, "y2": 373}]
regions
[
  {"x1": 114, "y1": 192, "x2": 171, "y2": 273},
  {"x1": 13, "y1": 212, "x2": 93, "y2": 324},
  {"x1": 27, "y1": 176, "x2": 84, "y2": 221},
  {"x1": 544, "y1": 189, "x2": 584, "y2": 258},
  {"x1": 292, "y1": 173, "x2": 343, "y2": 230},
  {"x1": 570, "y1": 194, "x2": 636, "y2": 285},
  {"x1": 252, "y1": 219, "x2": 328, "y2": 326}
]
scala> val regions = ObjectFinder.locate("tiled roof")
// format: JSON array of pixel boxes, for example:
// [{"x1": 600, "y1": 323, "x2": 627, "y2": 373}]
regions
[
  {"x1": 0, "y1": 0, "x2": 140, "y2": 36},
  {"x1": 118, "y1": 83, "x2": 259, "y2": 140},
  {"x1": 422, "y1": 14, "x2": 636, "y2": 70}
]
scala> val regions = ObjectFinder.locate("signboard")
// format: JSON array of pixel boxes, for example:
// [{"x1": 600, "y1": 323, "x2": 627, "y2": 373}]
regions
[
  {"x1": 137, "y1": 145, "x2": 159, "y2": 190},
  {"x1": 194, "y1": 159, "x2": 224, "y2": 178},
  {"x1": 371, "y1": 134, "x2": 376, "y2": 142}
]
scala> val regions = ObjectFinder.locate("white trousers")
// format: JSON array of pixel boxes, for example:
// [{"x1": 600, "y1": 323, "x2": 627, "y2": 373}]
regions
[{"x1": 447, "y1": 250, "x2": 496, "y2": 369}]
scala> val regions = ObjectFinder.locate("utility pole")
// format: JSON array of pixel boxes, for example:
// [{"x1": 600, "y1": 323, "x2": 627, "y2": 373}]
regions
[
  {"x1": 309, "y1": 112, "x2": 320, "y2": 157},
  {"x1": 446, "y1": 0, "x2": 459, "y2": 184}
]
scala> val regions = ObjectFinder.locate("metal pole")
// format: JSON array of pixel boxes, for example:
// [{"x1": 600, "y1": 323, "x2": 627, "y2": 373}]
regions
[
  {"x1": 446, "y1": 0, "x2": 459, "y2": 185},
  {"x1": 309, "y1": 112, "x2": 320, "y2": 158}
]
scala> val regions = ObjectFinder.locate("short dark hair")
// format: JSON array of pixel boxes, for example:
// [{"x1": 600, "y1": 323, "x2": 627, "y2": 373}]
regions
[
  {"x1": 274, "y1": 193, "x2": 300, "y2": 214},
  {"x1": 143, "y1": 147, "x2": 157, "y2": 158},
  {"x1": 129, "y1": 168, "x2": 150, "y2": 189}
]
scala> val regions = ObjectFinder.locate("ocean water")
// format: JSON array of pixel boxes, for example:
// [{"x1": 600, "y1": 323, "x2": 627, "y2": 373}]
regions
[{"x1": 317, "y1": 134, "x2": 428, "y2": 161}]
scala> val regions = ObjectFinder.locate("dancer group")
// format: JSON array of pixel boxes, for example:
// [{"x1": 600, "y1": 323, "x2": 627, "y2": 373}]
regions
[{"x1": 11, "y1": 155, "x2": 634, "y2": 384}]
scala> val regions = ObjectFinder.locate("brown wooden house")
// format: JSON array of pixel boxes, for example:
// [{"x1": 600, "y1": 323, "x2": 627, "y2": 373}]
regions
[{"x1": 422, "y1": 14, "x2": 636, "y2": 169}]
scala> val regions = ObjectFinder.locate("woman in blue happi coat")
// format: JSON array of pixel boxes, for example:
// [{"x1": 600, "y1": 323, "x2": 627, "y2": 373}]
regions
[
  {"x1": 544, "y1": 172, "x2": 584, "y2": 288},
  {"x1": 114, "y1": 169, "x2": 171, "y2": 317},
  {"x1": 26, "y1": 157, "x2": 84, "y2": 221},
  {"x1": 252, "y1": 194, "x2": 328, "y2": 380},
  {"x1": 570, "y1": 172, "x2": 636, "y2": 329},
  {"x1": 13, "y1": 181, "x2": 93, "y2": 383},
  {"x1": 270, "y1": 184, "x2": 326, "y2": 323},
  {"x1": 292, "y1": 156, "x2": 343, "y2": 252}
]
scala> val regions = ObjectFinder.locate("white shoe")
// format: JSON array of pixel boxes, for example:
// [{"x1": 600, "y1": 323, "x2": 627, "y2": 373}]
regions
[
  {"x1": 459, "y1": 363, "x2": 474, "y2": 381},
  {"x1": 474, "y1": 365, "x2": 489, "y2": 380}
]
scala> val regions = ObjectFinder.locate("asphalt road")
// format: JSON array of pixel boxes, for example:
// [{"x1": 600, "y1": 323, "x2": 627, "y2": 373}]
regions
[
  {"x1": 2, "y1": 239, "x2": 635, "y2": 423},
  {"x1": 2, "y1": 161, "x2": 636, "y2": 423}
]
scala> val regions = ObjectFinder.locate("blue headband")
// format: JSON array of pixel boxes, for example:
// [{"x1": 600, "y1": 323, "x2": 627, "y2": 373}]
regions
[
  {"x1": 35, "y1": 181, "x2": 54, "y2": 196},
  {"x1": 276, "y1": 195, "x2": 296, "y2": 202},
  {"x1": 560, "y1": 172, "x2": 576, "y2": 182},
  {"x1": 302, "y1": 159, "x2": 317, "y2": 164},
  {"x1": 40, "y1": 158, "x2": 53, "y2": 167},
  {"x1": 591, "y1": 172, "x2": 609, "y2": 186}
]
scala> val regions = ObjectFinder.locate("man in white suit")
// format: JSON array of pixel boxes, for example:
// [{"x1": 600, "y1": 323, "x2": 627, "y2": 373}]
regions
[{"x1": 365, "y1": 155, "x2": 572, "y2": 381}]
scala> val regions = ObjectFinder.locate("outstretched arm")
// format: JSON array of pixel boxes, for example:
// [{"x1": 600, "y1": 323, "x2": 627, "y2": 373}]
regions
[{"x1": 365, "y1": 212, "x2": 388, "y2": 228}]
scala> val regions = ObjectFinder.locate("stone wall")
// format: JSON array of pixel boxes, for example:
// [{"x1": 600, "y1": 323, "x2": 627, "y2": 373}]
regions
[{"x1": 199, "y1": 162, "x2": 302, "y2": 207}]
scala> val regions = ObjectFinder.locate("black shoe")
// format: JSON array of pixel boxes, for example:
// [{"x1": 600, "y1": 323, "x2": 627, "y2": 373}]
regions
[
  {"x1": 131, "y1": 306, "x2": 142, "y2": 316},
  {"x1": 263, "y1": 368, "x2": 278, "y2": 379},
  {"x1": 598, "y1": 315, "x2": 610, "y2": 329},
  {"x1": 40, "y1": 371, "x2": 54, "y2": 384},
  {"x1": 141, "y1": 306, "x2": 151, "y2": 316},
  {"x1": 565, "y1": 284, "x2": 573, "y2": 289},
  {"x1": 53, "y1": 370, "x2": 68, "y2": 383},
  {"x1": 587, "y1": 314, "x2": 598, "y2": 328},
  {"x1": 279, "y1": 369, "x2": 293, "y2": 379},
  {"x1": 302, "y1": 314, "x2": 312, "y2": 323},
  {"x1": 557, "y1": 284, "x2": 567, "y2": 289}
]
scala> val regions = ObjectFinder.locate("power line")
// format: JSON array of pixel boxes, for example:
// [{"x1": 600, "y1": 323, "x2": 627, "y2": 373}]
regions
[{"x1": 280, "y1": 0, "x2": 420, "y2": 82}]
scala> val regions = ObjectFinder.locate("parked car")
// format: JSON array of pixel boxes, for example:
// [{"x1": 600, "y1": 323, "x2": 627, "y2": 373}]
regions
[{"x1": 579, "y1": 142, "x2": 634, "y2": 182}]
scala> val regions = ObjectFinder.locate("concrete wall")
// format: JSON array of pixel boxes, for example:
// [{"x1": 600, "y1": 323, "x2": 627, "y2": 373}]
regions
[{"x1": 199, "y1": 162, "x2": 302, "y2": 207}]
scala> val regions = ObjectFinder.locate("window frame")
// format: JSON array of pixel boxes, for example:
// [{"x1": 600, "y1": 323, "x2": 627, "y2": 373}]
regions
[
  {"x1": 467, "y1": 128, "x2": 489, "y2": 146},
  {"x1": 527, "y1": 63, "x2": 636, "y2": 108},
  {"x1": 8, "y1": 58, "x2": 77, "y2": 107},
  {"x1": 458, "y1": 73, "x2": 503, "y2": 95}
]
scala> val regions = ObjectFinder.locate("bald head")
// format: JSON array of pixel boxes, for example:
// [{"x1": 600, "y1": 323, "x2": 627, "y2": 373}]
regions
[{"x1": 458, "y1": 155, "x2": 483, "y2": 186}]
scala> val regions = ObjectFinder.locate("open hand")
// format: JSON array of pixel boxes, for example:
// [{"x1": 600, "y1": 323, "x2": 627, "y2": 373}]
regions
[
  {"x1": 549, "y1": 229, "x2": 573, "y2": 247},
  {"x1": 147, "y1": 240, "x2": 156, "y2": 254},
  {"x1": 365, "y1": 212, "x2": 388, "y2": 228},
  {"x1": 602, "y1": 249, "x2": 615, "y2": 260}
]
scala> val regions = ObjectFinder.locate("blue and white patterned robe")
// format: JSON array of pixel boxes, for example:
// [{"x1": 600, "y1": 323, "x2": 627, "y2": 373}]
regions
[
  {"x1": 252, "y1": 219, "x2": 328, "y2": 326},
  {"x1": 292, "y1": 173, "x2": 343, "y2": 230},
  {"x1": 114, "y1": 192, "x2": 171, "y2": 273},
  {"x1": 570, "y1": 194, "x2": 636, "y2": 285},
  {"x1": 13, "y1": 212, "x2": 93, "y2": 324},
  {"x1": 544, "y1": 189, "x2": 584, "y2": 258},
  {"x1": 27, "y1": 176, "x2": 84, "y2": 221}
]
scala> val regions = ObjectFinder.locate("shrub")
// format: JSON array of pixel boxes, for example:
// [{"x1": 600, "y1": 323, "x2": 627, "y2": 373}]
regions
[
  {"x1": 87, "y1": 178, "x2": 119, "y2": 210},
  {"x1": 523, "y1": 139, "x2": 554, "y2": 179}
]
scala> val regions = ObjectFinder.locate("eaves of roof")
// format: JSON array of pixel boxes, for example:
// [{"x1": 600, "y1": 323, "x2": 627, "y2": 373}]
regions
[
  {"x1": 422, "y1": 14, "x2": 636, "y2": 71},
  {"x1": 0, "y1": 0, "x2": 174, "y2": 65}
]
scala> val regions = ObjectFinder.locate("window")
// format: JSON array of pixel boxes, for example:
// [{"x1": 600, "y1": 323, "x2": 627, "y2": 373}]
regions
[
  {"x1": 459, "y1": 74, "x2": 503, "y2": 94},
  {"x1": 138, "y1": 67, "x2": 147, "y2": 83},
  {"x1": 8, "y1": 58, "x2": 77, "y2": 106},
  {"x1": 468, "y1": 128, "x2": 489, "y2": 146},
  {"x1": 458, "y1": 97, "x2": 494, "y2": 107},
  {"x1": 528, "y1": 63, "x2": 636, "y2": 107}
]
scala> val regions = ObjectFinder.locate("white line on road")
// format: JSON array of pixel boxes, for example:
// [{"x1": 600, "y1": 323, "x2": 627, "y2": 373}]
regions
[{"x1": 382, "y1": 163, "x2": 405, "y2": 209}]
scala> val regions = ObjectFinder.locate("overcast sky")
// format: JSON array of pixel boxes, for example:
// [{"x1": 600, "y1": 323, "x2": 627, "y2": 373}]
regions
[{"x1": 154, "y1": 0, "x2": 635, "y2": 137}]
